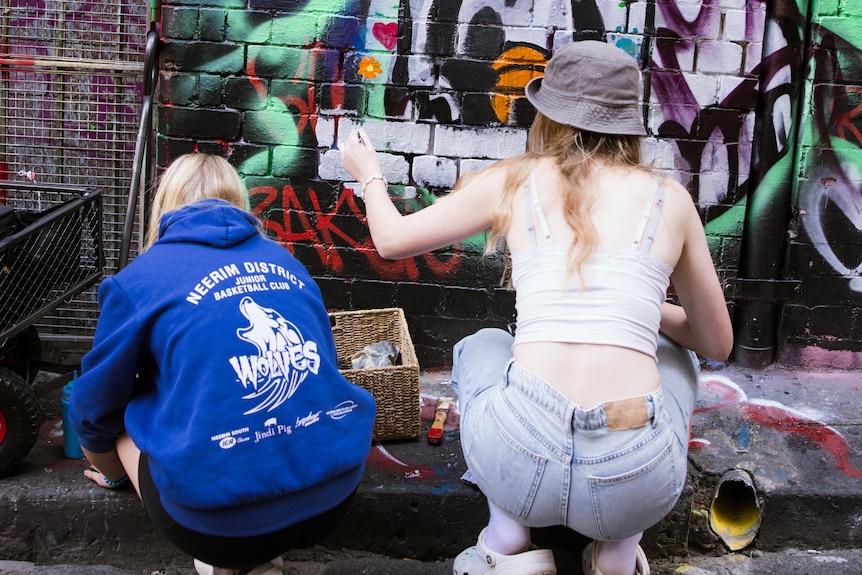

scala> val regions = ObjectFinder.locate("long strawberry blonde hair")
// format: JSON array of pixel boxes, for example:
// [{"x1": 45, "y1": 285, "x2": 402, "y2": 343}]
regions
[{"x1": 458, "y1": 112, "x2": 645, "y2": 282}]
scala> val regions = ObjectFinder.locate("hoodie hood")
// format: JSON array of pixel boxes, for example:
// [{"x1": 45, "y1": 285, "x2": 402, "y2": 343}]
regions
[{"x1": 157, "y1": 198, "x2": 260, "y2": 249}]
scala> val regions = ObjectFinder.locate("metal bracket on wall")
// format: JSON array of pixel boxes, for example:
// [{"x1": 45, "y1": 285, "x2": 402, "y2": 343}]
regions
[{"x1": 723, "y1": 278, "x2": 802, "y2": 301}]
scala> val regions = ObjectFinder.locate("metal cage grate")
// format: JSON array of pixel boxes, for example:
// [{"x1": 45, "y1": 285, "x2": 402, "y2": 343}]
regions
[
  {"x1": 1, "y1": 0, "x2": 149, "y2": 347},
  {"x1": 0, "y1": 183, "x2": 104, "y2": 342}
]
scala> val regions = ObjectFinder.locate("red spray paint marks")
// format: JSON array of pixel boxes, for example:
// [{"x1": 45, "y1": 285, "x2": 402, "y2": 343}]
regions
[
  {"x1": 366, "y1": 444, "x2": 436, "y2": 479},
  {"x1": 694, "y1": 376, "x2": 862, "y2": 477},
  {"x1": 249, "y1": 183, "x2": 463, "y2": 281}
]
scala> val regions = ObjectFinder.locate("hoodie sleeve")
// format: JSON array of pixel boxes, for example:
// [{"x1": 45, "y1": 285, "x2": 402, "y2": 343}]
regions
[{"x1": 69, "y1": 276, "x2": 145, "y2": 453}]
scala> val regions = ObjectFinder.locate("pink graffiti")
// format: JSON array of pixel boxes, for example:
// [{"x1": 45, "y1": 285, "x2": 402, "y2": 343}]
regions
[
  {"x1": 694, "y1": 376, "x2": 862, "y2": 477},
  {"x1": 249, "y1": 183, "x2": 463, "y2": 281},
  {"x1": 372, "y1": 22, "x2": 398, "y2": 50}
]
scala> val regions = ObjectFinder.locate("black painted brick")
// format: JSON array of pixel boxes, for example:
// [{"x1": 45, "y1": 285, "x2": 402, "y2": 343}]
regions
[
  {"x1": 161, "y1": 40, "x2": 244, "y2": 74},
  {"x1": 420, "y1": 22, "x2": 457, "y2": 56},
  {"x1": 157, "y1": 136, "x2": 200, "y2": 163},
  {"x1": 224, "y1": 77, "x2": 268, "y2": 110},
  {"x1": 442, "y1": 286, "x2": 489, "y2": 319},
  {"x1": 272, "y1": 147, "x2": 319, "y2": 179},
  {"x1": 179, "y1": 0, "x2": 243, "y2": 8},
  {"x1": 318, "y1": 83, "x2": 366, "y2": 114},
  {"x1": 489, "y1": 288, "x2": 516, "y2": 322},
  {"x1": 396, "y1": 282, "x2": 446, "y2": 316},
  {"x1": 315, "y1": 276, "x2": 351, "y2": 310},
  {"x1": 198, "y1": 74, "x2": 224, "y2": 107},
  {"x1": 227, "y1": 143, "x2": 269, "y2": 175},
  {"x1": 350, "y1": 279, "x2": 399, "y2": 310},
  {"x1": 461, "y1": 92, "x2": 503, "y2": 126},
  {"x1": 780, "y1": 304, "x2": 856, "y2": 338},
  {"x1": 198, "y1": 9, "x2": 226, "y2": 41},
  {"x1": 159, "y1": 73, "x2": 197, "y2": 105},
  {"x1": 161, "y1": 7, "x2": 199, "y2": 41},
  {"x1": 291, "y1": 243, "x2": 331, "y2": 277},
  {"x1": 158, "y1": 107, "x2": 241, "y2": 139}
]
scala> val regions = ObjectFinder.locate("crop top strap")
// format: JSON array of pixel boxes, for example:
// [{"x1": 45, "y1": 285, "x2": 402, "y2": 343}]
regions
[
  {"x1": 524, "y1": 171, "x2": 553, "y2": 250},
  {"x1": 632, "y1": 178, "x2": 665, "y2": 253}
]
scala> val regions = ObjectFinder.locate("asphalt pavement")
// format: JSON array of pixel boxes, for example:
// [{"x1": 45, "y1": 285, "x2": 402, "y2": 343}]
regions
[
  {"x1": 3, "y1": 363, "x2": 862, "y2": 574},
  {"x1": 5, "y1": 548, "x2": 862, "y2": 575}
]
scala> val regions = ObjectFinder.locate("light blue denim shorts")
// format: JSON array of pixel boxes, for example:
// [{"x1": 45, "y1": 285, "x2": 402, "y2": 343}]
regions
[{"x1": 452, "y1": 328, "x2": 699, "y2": 541}]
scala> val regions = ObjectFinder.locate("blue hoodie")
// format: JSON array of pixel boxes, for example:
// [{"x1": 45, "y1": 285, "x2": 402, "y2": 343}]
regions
[{"x1": 70, "y1": 199, "x2": 375, "y2": 536}]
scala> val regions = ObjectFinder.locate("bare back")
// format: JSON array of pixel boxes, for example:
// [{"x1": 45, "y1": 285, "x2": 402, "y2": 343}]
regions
[{"x1": 506, "y1": 158, "x2": 689, "y2": 409}]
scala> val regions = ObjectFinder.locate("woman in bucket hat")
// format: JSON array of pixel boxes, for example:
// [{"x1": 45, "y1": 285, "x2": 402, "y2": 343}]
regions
[{"x1": 341, "y1": 40, "x2": 732, "y2": 575}]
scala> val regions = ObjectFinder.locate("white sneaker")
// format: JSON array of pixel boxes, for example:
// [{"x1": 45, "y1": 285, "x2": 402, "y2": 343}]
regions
[
  {"x1": 581, "y1": 542, "x2": 650, "y2": 575},
  {"x1": 193, "y1": 559, "x2": 240, "y2": 575},
  {"x1": 453, "y1": 528, "x2": 556, "y2": 575},
  {"x1": 194, "y1": 556, "x2": 283, "y2": 575}
]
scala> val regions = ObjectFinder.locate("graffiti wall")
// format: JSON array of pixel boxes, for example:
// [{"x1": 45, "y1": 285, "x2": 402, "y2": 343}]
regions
[{"x1": 155, "y1": 0, "x2": 862, "y2": 368}]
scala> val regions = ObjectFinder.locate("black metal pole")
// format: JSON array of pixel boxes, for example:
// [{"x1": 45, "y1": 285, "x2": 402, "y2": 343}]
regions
[
  {"x1": 118, "y1": 22, "x2": 159, "y2": 271},
  {"x1": 732, "y1": 0, "x2": 813, "y2": 367}
]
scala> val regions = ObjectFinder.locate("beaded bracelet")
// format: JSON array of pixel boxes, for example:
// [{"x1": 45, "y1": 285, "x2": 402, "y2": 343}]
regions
[
  {"x1": 103, "y1": 474, "x2": 129, "y2": 488},
  {"x1": 361, "y1": 174, "x2": 388, "y2": 194}
]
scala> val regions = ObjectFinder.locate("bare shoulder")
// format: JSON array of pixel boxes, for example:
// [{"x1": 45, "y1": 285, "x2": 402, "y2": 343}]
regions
[
  {"x1": 453, "y1": 159, "x2": 511, "y2": 196},
  {"x1": 659, "y1": 175, "x2": 694, "y2": 206},
  {"x1": 656, "y1": 175, "x2": 699, "y2": 227}
]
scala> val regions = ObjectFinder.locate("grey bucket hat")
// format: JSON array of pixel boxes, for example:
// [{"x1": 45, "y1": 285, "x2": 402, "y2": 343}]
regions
[{"x1": 525, "y1": 40, "x2": 646, "y2": 136}]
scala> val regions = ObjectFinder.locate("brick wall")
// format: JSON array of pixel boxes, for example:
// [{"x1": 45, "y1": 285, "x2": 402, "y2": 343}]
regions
[{"x1": 155, "y1": 0, "x2": 862, "y2": 369}]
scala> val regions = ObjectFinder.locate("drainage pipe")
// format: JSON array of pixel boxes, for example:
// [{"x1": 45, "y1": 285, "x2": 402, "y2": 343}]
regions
[
  {"x1": 708, "y1": 469, "x2": 763, "y2": 551},
  {"x1": 732, "y1": 0, "x2": 814, "y2": 367}
]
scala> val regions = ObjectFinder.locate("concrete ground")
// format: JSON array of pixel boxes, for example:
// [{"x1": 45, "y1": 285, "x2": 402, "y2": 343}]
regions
[
  {"x1": 5, "y1": 547, "x2": 862, "y2": 575},
  {"x1": 2, "y1": 363, "x2": 862, "y2": 574}
]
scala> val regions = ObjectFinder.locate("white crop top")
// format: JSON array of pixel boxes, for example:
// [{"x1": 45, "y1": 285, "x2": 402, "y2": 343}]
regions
[{"x1": 511, "y1": 172, "x2": 673, "y2": 360}]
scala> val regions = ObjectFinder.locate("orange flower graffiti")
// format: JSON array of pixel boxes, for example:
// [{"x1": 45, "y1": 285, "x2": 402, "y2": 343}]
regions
[{"x1": 357, "y1": 55, "x2": 382, "y2": 79}]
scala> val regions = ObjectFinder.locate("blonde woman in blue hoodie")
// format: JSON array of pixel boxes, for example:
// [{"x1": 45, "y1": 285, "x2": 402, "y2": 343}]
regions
[
  {"x1": 71, "y1": 154, "x2": 376, "y2": 575},
  {"x1": 342, "y1": 41, "x2": 732, "y2": 575}
]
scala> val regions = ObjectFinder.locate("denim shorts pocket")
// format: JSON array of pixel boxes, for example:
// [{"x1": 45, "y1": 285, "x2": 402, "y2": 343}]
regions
[
  {"x1": 588, "y1": 442, "x2": 680, "y2": 540},
  {"x1": 465, "y1": 402, "x2": 547, "y2": 519}
]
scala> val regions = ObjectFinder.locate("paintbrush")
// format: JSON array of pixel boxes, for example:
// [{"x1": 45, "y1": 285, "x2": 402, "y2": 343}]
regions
[{"x1": 427, "y1": 396, "x2": 454, "y2": 445}]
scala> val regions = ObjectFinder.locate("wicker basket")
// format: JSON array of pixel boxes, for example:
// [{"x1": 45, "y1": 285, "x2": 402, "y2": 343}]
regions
[{"x1": 329, "y1": 308, "x2": 420, "y2": 441}]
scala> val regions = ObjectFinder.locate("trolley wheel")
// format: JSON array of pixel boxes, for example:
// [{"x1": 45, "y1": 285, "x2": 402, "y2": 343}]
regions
[
  {"x1": 0, "y1": 366, "x2": 41, "y2": 478},
  {"x1": 0, "y1": 326, "x2": 43, "y2": 383}
]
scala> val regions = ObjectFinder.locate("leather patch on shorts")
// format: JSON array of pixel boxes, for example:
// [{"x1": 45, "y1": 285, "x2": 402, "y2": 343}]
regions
[{"x1": 605, "y1": 397, "x2": 649, "y2": 431}]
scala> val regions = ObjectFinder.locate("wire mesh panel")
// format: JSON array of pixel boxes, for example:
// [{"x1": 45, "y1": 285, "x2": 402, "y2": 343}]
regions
[
  {"x1": 0, "y1": 0, "x2": 148, "y2": 347},
  {"x1": 0, "y1": 182, "x2": 103, "y2": 342}
]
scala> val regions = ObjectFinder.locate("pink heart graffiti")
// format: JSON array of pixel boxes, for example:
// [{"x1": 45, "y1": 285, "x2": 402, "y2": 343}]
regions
[{"x1": 372, "y1": 22, "x2": 398, "y2": 50}]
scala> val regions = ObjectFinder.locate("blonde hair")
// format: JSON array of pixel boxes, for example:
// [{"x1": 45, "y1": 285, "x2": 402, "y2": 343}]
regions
[
  {"x1": 144, "y1": 153, "x2": 248, "y2": 249},
  {"x1": 470, "y1": 112, "x2": 644, "y2": 282}
]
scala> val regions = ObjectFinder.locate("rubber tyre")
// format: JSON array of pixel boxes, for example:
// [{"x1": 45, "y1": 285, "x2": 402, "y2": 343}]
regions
[
  {"x1": 0, "y1": 326, "x2": 43, "y2": 383},
  {"x1": 0, "y1": 366, "x2": 41, "y2": 478}
]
